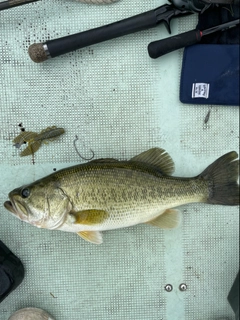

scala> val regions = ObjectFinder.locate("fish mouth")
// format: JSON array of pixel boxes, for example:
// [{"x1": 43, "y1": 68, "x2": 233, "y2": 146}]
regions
[
  {"x1": 4, "y1": 200, "x2": 17, "y2": 215},
  {"x1": 4, "y1": 198, "x2": 27, "y2": 219}
]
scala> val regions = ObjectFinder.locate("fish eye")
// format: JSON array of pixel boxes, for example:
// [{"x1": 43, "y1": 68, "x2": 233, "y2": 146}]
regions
[{"x1": 21, "y1": 188, "x2": 30, "y2": 198}]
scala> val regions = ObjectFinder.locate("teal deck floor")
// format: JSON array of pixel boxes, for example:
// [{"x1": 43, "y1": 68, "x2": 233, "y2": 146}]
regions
[{"x1": 0, "y1": 1, "x2": 239, "y2": 319}]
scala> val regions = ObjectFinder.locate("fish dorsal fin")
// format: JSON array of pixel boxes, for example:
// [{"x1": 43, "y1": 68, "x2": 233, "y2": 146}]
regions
[
  {"x1": 77, "y1": 231, "x2": 103, "y2": 244},
  {"x1": 73, "y1": 209, "x2": 109, "y2": 225},
  {"x1": 130, "y1": 148, "x2": 175, "y2": 175},
  {"x1": 146, "y1": 209, "x2": 182, "y2": 229}
]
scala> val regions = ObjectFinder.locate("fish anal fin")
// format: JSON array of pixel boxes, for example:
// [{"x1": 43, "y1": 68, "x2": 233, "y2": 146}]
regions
[
  {"x1": 146, "y1": 209, "x2": 182, "y2": 229},
  {"x1": 130, "y1": 148, "x2": 175, "y2": 175},
  {"x1": 73, "y1": 209, "x2": 109, "y2": 225},
  {"x1": 77, "y1": 231, "x2": 103, "y2": 244}
]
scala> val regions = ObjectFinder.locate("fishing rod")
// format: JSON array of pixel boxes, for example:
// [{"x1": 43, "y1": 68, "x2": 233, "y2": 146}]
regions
[
  {"x1": 0, "y1": 0, "x2": 40, "y2": 11},
  {"x1": 148, "y1": 19, "x2": 240, "y2": 58},
  {"x1": 28, "y1": 4, "x2": 192, "y2": 63},
  {"x1": 0, "y1": 0, "x2": 118, "y2": 11},
  {"x1": 27, "y1": 0, "x2": 239, "y2": 63}
]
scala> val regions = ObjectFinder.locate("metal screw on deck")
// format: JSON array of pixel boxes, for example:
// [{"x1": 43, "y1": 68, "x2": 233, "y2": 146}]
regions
[
  {"x1": 164, "y1": 284, "x2": 173, "y2": 292},
  {"x1": 179, "y1": 283, "x2": 187, "y2": 291}
]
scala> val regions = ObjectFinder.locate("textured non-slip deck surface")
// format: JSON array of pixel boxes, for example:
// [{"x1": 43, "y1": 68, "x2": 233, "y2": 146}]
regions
[{"x1": 0, "y1": 1, "x2": 239, "y2": 319}]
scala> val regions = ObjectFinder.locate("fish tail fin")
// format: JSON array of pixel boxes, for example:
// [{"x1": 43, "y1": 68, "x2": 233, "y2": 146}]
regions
[{"x1": 199, "y1": 151, "x2": 239, "y2": 205}]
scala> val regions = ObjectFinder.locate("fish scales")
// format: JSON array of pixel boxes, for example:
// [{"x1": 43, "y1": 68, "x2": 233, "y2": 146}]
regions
[{"x1": 55, "y1": 164, "x2": 207, "y2": 226}]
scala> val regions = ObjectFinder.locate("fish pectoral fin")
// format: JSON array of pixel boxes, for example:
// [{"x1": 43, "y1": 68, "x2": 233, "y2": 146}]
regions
[
  {"x1": 146, "y1": 209, "x2": 182, "y2": 229},
  {"x1": 73, "y1": 209, "x2": 109, "y2": 225},
  {"x1": 77, "y1": 231, "x2": 103, "y2": 244}
]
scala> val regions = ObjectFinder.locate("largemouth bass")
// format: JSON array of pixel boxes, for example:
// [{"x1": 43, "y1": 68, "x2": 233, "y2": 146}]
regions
[{"x1": 4, "y1": 148, "x2": 239, "y2": 244}]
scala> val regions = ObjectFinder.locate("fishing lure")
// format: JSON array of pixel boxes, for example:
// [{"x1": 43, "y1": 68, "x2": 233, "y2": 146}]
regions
[{"x1": 13, "y1": 126, "x2": 65, "y2": 157}]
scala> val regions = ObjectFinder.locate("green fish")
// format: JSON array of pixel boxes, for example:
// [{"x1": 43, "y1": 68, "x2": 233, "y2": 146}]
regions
[{"x1": 4, "y1": 148, "x2": 239, "y2": 244}]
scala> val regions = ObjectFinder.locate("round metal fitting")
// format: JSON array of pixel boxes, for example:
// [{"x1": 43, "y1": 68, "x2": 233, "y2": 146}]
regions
[
  {"x1": 179, "y1": 283, "x2": 187, "y2": 291},
  {"x1": 164, "y1": 284, "x2": 173, "y2": 292}
]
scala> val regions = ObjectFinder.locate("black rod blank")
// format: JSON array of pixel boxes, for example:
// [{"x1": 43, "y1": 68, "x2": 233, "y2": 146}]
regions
[
  {"x1": 0, "y1": 0, "x2": 40, "y2": 11},
  {"x1": 148, "y1": 19, "x2": 240, "y2": 59}
]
